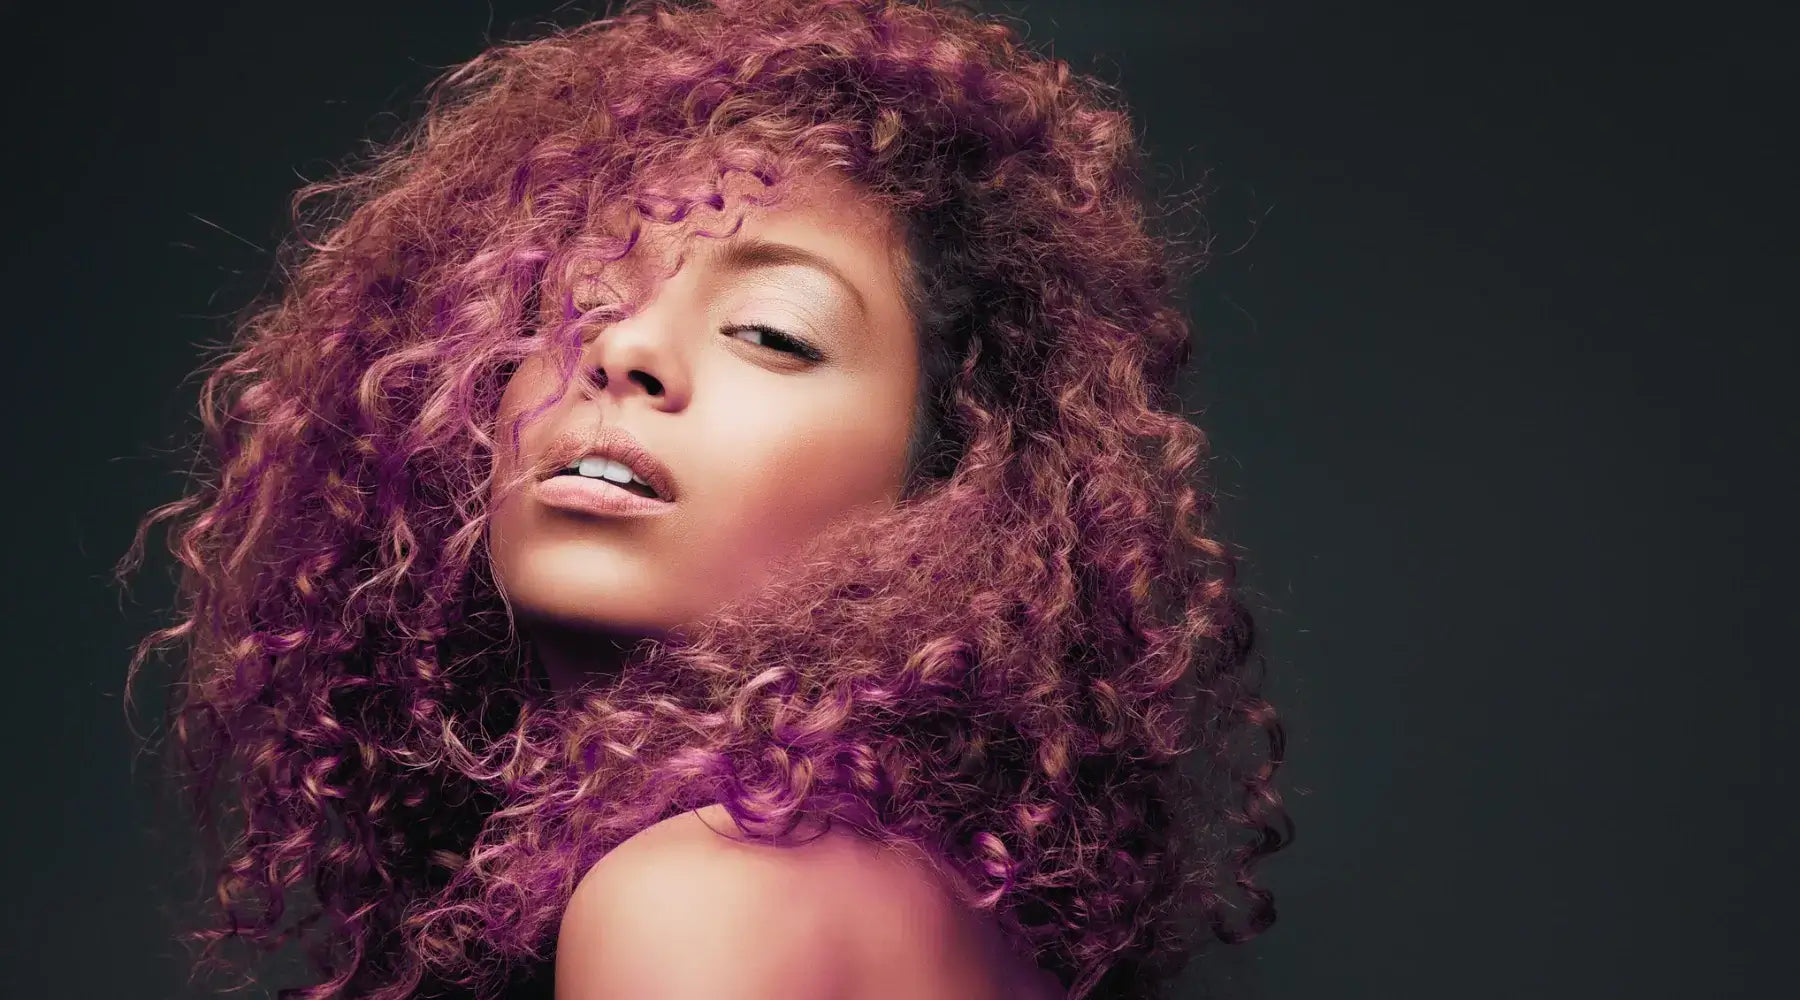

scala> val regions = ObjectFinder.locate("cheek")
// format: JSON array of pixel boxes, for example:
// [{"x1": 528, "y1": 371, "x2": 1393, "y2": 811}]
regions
[
  {"x1": 486, "y1": 360, "x2": 571, "y2": 557},
  {"x1": 704, "y1": 381, "x2": 912, "y2": 551},
  {"x1": 493, "y1": 357, "x2": 565, "y2": 475}
]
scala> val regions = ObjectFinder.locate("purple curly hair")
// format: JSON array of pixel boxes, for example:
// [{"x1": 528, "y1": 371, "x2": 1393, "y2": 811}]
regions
[{"x1": 115, "y1": 2, "x2": 1291, "y2": 998}]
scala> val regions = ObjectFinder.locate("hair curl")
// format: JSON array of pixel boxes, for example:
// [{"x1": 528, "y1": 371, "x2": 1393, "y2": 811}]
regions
[{"x1": 116, "y1": 2, "x2": 1292, "y2": 998}]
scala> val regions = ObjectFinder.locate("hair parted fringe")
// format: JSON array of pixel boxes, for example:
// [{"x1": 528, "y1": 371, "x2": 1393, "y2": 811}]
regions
[{"x1": 115, "y1": 2, "x2": 1292, "y2": 998}]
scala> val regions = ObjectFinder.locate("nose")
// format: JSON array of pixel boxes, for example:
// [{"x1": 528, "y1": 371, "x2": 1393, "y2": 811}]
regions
[{"x1": 577, "y1": 298, "x2": 690, "y2": 412}]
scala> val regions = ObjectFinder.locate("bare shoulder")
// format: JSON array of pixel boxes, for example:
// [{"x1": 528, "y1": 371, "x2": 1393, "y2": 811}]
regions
[
  {"x1": 555, "y1": 804, "x2": 851, "y2": 999},
  {"x1": 557, "y1": 804, "x2": 1061, "y2": 1000}
]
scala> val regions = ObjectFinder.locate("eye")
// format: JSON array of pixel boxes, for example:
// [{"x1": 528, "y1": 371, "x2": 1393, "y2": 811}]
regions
[{"x1": 725, "y1": 323, "x2": 824, "y2": 363}]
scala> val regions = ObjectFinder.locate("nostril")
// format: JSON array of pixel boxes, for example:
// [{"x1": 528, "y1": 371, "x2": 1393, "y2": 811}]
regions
[{"x1": 584, "y1": 366, "x2": 664, "y2": 396}]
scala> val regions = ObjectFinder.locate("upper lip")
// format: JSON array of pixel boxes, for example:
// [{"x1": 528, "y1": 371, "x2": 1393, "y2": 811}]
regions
[{"x1": 540, "y1": 425, "x2": 677, "y2": 502}]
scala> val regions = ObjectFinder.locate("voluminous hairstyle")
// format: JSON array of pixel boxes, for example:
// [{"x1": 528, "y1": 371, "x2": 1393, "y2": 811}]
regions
[{"x1": 117, "y1": 2, "x2": 1291, "y2": 998}]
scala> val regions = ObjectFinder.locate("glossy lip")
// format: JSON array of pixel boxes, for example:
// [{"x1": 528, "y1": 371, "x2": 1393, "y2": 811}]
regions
[
  {"x1": 536, "y1": 474, "x2": 677, "y2": 518},
  {"x1": 539, "y1": 424, "x2": 678, "y2": 502}
]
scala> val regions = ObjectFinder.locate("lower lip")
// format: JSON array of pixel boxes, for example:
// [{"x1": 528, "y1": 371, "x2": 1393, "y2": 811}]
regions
[{"x1": 536, "y1": 476, "x2": 676, "y2": 518}]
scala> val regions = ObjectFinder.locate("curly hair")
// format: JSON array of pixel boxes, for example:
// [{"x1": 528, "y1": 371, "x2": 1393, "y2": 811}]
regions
[{"x1": 114, "y1": 2, "x2": 1292, "y2": 998}]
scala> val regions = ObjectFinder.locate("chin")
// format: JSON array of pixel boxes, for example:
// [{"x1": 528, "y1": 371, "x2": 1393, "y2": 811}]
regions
[{"x1": 528, "y1": 584, "x2": 674, "y2": 635}]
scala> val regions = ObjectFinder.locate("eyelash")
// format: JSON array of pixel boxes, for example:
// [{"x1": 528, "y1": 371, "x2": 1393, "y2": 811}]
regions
[
  {"x1": 725, "y1": 323, "x2": 824, "y2": 363},
  {"x1": 537, "y1": 309, "x2": 824, "y2": 365}
]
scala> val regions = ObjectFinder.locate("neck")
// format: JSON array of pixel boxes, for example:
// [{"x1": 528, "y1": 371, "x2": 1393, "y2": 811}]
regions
[{"x1": 523, "y1": 618, "x2": 657, "y2": 702}]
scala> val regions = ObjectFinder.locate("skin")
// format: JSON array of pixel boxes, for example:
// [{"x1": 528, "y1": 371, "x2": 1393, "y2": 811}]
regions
[
  {"x1": 557, "y1": 803, "x2": 1068, "y2": 1000},
  {"x1": 487, "y1": 168, "x2": 922, "y2": 695}
]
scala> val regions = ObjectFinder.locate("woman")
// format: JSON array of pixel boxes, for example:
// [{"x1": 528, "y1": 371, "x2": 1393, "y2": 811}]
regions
[{"x1": 117, "y1": 1, "x2": 1291, "y2": 998}]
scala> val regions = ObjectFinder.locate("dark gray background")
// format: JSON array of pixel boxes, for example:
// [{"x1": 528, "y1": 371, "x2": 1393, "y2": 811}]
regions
[{"x1": 3, "y1": 1, "x2": 1787, "y2": 997}]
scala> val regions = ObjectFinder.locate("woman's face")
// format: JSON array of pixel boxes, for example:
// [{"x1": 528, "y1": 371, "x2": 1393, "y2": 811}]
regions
[{"x1": 487, "y1": 170, "x2": 920, "y2": 690}]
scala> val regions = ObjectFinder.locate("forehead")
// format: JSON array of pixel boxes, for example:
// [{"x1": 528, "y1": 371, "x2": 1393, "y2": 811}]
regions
[{"x1": 562, "y1": 167, "x2": 906, "y2": 300}]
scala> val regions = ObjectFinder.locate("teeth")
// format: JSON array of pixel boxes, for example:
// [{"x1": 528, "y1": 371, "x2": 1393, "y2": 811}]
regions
[{"x1": 566, "y1": 456, "x2": 653, "y2": 493}]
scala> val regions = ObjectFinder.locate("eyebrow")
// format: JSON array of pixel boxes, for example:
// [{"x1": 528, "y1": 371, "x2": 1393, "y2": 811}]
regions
[{"x1": 705, "y1": 237, "x2": 869, "y2": 319}]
